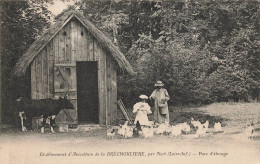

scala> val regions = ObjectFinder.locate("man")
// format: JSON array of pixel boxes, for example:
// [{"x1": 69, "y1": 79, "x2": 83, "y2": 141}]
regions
[{"x1": 149, "y1": 81, "x2": 170, "y2": 124}]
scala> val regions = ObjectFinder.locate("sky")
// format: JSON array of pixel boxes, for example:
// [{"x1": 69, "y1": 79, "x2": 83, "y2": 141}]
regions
[{"x1": 47, "y1": 0, "x2": 76, "y2": 16}]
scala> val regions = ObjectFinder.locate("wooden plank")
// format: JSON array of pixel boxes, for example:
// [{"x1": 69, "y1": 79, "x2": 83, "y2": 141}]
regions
[
  {"x1": 42, "y1": 48, "x2": 48, "y2": 99},
  {"x1": 102, "y1": 48, "x2": 107, "y2": 125},
  {"x1": 47, "y1": 40, "x2": 54, "y2": 97},
  {"x1": 84, "y1": 29, "x2": 90, "y2": 61},
  {"x1": 79, "y1": 21, "x2": 84, "y2": 60},
  {"x1": 106, "y1": 54, "x2": 112, "y2": 125},
  {"x1": 75, "y1": 19, "x2": 81, "y2": 60},
  {"x1": 74, "y1": 20, "x2": 80, "y2": 60},
  {"x1": 35, "y1": 56, "x2": 38, "y2": 99},
  {"x1": 102, "y1": 46, "x2": 107, "y2": 125},
  {"x1": 46, "y1": 43, "x2": 50, "y2": 97},
  {"x1": 35, "y1": 54, "x2": 41, "y2": 99},
  {"x1": 85, "y1": 29, "x2": 92, "y2": 61},
  {"x1": 117, "y1": 99, "x2": 133, "y2": 124},
  {"x1": 95, "y1": 39, "x2": 103, "y2": 125},
  {"x1": 65, "y1": 21, "x2": 71, "y2": 63},
  {"x1": 111, "y1": 59, "x2": 117, "y2": 125},
  {"x1": 71, "y1": 20, "x2": 77, "y2": 62},
  {"x1": 80, "y1": 23, "x2": 84, "y2": 60},
  {"x1": 59, "y1": 29, "x2": 65, "y2": 63},
  {"x1": 49, "y1": 39, "x2": 55, "y2": 61},
  {"x1": 40, "y1": 51, "x2": 43, "y2": 99},
  {"x1": 71, "y1": 67, "x2": 77, "y2": 91},
  {"x1": 31, "y1": 60, "x2": 37, "y2": 99},
  {"x1": 55, "y1": 63, "x2": 76, "y2": 67},
  {"x1": 54, "y1": 32, "x2": 59, "y2": 63}
]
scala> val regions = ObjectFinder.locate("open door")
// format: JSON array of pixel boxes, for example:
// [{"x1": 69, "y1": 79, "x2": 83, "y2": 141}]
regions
[{"x1": 76, "y1": 61, "x2": 99, "y2": 124}]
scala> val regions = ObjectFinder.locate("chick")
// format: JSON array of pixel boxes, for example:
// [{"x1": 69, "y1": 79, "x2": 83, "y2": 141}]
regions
[
  {"x1": 245, "y1": 122, "x2": 254, "y2": 136},
  {"x1": 118, "y1": 121, "x2": 129, "y2": 136},
  {"x1": 107, "y1": 127, "x2": 116, "y2": 139}
]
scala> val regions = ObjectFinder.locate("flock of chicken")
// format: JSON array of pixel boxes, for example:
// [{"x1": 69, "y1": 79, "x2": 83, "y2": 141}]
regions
[{"x1": 107, "y1": 118, "x2": 224, "y2": 139}]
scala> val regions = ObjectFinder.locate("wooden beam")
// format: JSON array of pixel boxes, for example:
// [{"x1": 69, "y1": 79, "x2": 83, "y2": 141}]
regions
[{"x1": 55, "y1": 63, "x2": 76, "y2": 67}]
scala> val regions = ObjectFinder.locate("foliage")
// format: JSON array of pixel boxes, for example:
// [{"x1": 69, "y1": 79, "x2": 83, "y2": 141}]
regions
[
  {"x1": 116, "y1": 0, "x2": 260, "y2": 106},
  {"x1": 0, "y1": 1, "x2": 52, "y2": 123},
  {"x1": 1, "y1": 0, "x2": 259, "y2": 120}
]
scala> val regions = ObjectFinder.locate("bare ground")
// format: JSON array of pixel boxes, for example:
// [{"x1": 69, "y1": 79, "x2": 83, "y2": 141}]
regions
[{"x1": 0, "y1": 103, "x2": 259, "y2": 164}]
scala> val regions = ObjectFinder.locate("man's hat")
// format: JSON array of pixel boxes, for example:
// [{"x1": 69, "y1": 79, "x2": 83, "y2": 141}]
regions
[{"x1": 155, "y1": 80, "x2": 164, "y2": 87}]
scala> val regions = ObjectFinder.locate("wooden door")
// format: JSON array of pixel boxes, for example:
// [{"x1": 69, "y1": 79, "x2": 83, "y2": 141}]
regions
[
  {"x1": 53, "y1": 64, "x2": 77, "y2": 108},
  {"x1": 76, "y1": 61, "x2": 99, "y2": 123}
]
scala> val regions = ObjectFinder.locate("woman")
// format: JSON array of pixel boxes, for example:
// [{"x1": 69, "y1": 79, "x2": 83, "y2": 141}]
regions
[
  {"x1": 149, "y1": 81, "x2": 170, "y2": 124},
  {"x1": 133, "y1": 95, "x2": 152, "y2": 126}
]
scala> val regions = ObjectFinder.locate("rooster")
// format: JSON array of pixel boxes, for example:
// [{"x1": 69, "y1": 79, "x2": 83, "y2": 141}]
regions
[{"x1": 133, "y1": 121, "x2": 142, "y2": 138}]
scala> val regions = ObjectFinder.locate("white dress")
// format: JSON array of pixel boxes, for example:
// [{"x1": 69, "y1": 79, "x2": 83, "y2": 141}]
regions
[{"x1": 133, "y1": 102, "x2": 152, "y2": 126}]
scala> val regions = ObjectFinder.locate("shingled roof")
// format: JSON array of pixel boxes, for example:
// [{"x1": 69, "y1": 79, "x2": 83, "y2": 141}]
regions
[{"x1": 14, "y1": 10, "x2": 134, "y2": 75}]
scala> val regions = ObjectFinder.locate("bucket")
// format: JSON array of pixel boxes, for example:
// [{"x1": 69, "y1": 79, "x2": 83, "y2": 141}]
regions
[{"x1": 58, "y1": 124, "x2": 68, "y2": 132}]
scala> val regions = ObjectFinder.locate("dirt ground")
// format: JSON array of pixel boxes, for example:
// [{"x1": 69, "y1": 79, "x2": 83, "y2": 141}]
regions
[{"x1": 0, "y1": 103, "x2": 259, "y2": 164}]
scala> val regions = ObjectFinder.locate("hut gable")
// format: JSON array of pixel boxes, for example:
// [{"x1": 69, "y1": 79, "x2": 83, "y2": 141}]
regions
[{"x1": 14, "y1": 10, "x2": 133, "y2": 75}]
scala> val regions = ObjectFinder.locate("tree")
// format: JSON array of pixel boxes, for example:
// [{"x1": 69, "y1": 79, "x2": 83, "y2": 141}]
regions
[{"x1": 0, "y1": 1, "x2": 52, "y2": 123}]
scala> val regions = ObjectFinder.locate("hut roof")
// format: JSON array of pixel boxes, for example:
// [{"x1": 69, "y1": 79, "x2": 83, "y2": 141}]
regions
[{"x1": 14, "y1": 10, "x2": 134, "y2": 75}]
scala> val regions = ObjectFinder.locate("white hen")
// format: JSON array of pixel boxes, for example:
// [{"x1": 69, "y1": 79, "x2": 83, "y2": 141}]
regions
[
  {"x1": 142, "y1": 126, "x2": 154, "y2": 138},
  {"x1": 214, "y1": 122, "x2": 223, "y2": 132},
  {"x1": 169, "y1": 125, "x2": 182, "y2": 137},
  {"x1": 191, "y1": 118, "x2": 203, "y2": 129},
  {"x1": 155, "y1": 122, "x2": 167, "y2": 135},
  {"x1": 195, "y1": 127, "x2": 207, "y2": 138},
  {"x1": 202, "y1": 120, "x2": 209, "y2": 131},
  {"x1": 124, "y1": 128, "x2": 134, "y2": 138},
  {"x1": 177, "y1": 122, "x2": 191, "y2": 134}
]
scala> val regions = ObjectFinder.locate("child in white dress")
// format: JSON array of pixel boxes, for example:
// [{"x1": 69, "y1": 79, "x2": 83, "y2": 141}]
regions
[{"x1": 133, "y1": 95, "x2": 152, "y2": 126}]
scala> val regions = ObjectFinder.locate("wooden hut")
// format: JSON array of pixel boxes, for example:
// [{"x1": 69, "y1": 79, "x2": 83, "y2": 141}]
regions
[{"x1": 14, "y1": 10, "x2": 133, "y2": 126}]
